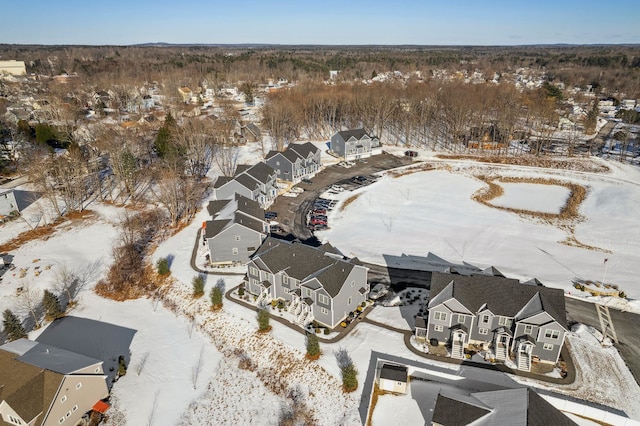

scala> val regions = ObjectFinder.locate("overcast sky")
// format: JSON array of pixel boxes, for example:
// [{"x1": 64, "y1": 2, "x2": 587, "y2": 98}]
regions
[{"x1": 2, "y1": 1, "x2": 639, "y2": 45}]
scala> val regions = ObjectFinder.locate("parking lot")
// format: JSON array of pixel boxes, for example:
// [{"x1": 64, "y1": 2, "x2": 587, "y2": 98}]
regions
[{"x1": 267, "y1": 152, "x2": 412, "y2": 241}]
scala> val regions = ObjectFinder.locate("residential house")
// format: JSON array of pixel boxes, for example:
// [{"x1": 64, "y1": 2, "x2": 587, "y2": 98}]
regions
[
  {"x1": 203, "y1": 194, "x2": 269, "y2": 266},
  {"x1": 0, "y1": 339, "x2": 109, "y2": 426},
  {"x1": 265, "y1": 142, "x2": 322, "y2": 183},
  {"x1": 212, "y1": 162, "x2": 278, "y2": 208},
  {"x1": 432, "y1": 387, "x2": 576, "y2": 425},
  {"x1": 0, "y1": 188, "x2": 19, "y2": 216},
  {"x1": 423, "y1": 272, "x2": 567, "y2": 371},
  {"x1": 34, "y1": 316, "x2": 137, "y2": 388},
  {"x1": 330, "y1": 129, "x2": 381, "y2": 161},
  {"x1": 245, "y1": 237, "x2": 369, "y2": 328},
  {"x1": 241, "y1": 123, "x2": 262, "y2": 142}
]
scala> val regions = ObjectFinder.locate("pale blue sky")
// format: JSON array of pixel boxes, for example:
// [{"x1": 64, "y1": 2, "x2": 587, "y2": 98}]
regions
[{"x1": 2, "y1": 1, "x2": 639, "y2": 45}]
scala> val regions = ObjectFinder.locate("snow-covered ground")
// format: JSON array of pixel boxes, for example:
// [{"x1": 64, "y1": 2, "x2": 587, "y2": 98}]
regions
[
  {"x1": 489, "y1": 182, "x2": 570, "y2": 214},
  {"x1": 317, "y1": 158, "x2": 640, "y2": 303},
  {"x1": 1, "y1": 145, "x2": 640, "y2": 424}
]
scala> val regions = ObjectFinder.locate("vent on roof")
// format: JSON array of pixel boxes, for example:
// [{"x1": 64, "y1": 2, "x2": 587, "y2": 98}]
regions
[{"x1": 293, "y1": 253, "x2": 296, "y2": 257}]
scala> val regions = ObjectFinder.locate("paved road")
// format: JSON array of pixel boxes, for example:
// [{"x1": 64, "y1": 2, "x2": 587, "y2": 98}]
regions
[{"x1": 565, "y1": 297, "x2": 640, "y2": 384}]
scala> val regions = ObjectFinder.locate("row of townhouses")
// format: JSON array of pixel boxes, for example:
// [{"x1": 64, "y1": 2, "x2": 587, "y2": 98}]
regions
[
  {"x1": 265, "y1": 142, "x2": 321, "y2": 183},
  {"x1": 417, "y1": 272, "x2": 567, "y2": 371},
  {"x1": 212, "y1": 162, "x2": 279, "y2": 209},
  {"x1": 245, "y1": 237, "x2": 369, "y2": 328},
  {"x1": 330, "y1": 129, "x2": 382, "y2": 161},
  {"x1": 203, "y1": 194, "x2": 269, "y2": 266}
]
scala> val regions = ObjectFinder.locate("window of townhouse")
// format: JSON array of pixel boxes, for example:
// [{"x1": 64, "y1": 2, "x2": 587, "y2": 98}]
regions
[
  {"x1": 544, "y1": 329, "x2": 560, "y2": 339},
  {"x1": 433, "y1": 311, "x2": 447, "y2": 322}
]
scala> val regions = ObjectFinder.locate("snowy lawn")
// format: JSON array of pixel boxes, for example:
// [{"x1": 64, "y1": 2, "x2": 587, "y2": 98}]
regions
[{"x1": 317, "y1": 164, "x2": 640, "y2": 300}]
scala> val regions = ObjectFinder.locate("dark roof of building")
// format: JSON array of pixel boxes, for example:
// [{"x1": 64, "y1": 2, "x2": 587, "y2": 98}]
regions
[
  {"x1": 34, "y1": 316, "x2": 136, "y2": 386},
  {"x1": 213, "y1": 176, "x2": 233, "y2": 189},
  {"x1": 244, "y1": 123, "x2": 261, "y2": 137},
  {"x1": 289, "y1": 142, "x2": 320, "y2": 158},
  {"x1": 379, "y1": 363, "x2": 408, "y2": 382},
  {"x1": 235, "y1": 173, "x2": 260, "y2": 191},
  {"x1": 432, "y1": 393, "x2": 491, "y2": 426},
  {"x1": 207, "y1": 199, "x2": 231, "y2": 216},
  {"x1": 235, "y1": 193, "x2": 264, "y2": 221},
  {"x1": 233, "y1": 212, "x2": 266, "y2": 233},
  {"x1": 524, "y1": 388, "x2": 577, "y2": 426},
  {"x1": 265, "y1": 149, "x2": 301, "y2": 164},
  {"x1": 252, "y1": 237, "x2": 361, "y2": 297},
  {"x1": 244, "y1": 162, "x2": 275, "y2": 184},
  {"x1": 337, "y1": 128, "x2": 369, "y2": 141},
  {"x1": 429, "y1": 272, "x2": 567, "y2": 328},
  {"x1": 234, "y1": 164, "x2": 252, "y2": 176},
  {"x1": 415, "y1": 316, "x2": 427, "y2": 329},
  {"x1": 205, "y1": 219, "x2": 231, "y2": 238}
]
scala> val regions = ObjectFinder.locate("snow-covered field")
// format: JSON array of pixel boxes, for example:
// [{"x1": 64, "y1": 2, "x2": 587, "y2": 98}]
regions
[
  {"x1": 317, "y1": 158, "x2": 640, "y2": 301},
  {"x1": 489, "y1": 182, "x2": 570, "y2": 214},
  {"x1": 1, "y1": 147, "x2": 640, "y2": 424}
]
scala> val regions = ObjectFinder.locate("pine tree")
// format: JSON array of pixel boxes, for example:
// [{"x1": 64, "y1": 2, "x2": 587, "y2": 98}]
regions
[
  {"x1": 42, "y1": 290, "x2": 63, "y2": 320},
  {"x1": 257, "y1": 308, "x2": 271, "y2": 332},
  {"x1": 210, "y1": 286, "x2": 223, "y2": 309},
  {"x1": 192, "y1": 275, "x2": 205, "y2": 297},
  {"x1": 341, "y1": 362, "x2": 358, "y2": 392},
  {"x1": 2, "y1": 309, "x2": 26, "y2": 341},
  {"x1": 306, "y1": 332, "x2": 320, "y2": 359}
]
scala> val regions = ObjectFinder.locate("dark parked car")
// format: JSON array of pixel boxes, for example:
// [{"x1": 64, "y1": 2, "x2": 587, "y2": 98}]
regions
[
  {"x1": 302, "y1": 178, "x2": 313, "y2": 184},
  {"x1": 352, "y1": 175, "x2": 367, "y2": 183},
  {"x1": 265, "y1": 212, "x2": 278, "y2": 220},
  {"x1": 270, "y1": 224, "x2": 284, "y2": 233},
  {"x1": 404, "y1": 150, "x2": 418, "y2": 157},
  {"x1": 312, "y1": 208, "x2": 327, "y2": 215}
]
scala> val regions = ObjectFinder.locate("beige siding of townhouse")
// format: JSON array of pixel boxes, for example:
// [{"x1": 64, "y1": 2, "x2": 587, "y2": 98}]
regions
[{"x1": 43, "y1": 375, "x2": 108, "y2": 426}]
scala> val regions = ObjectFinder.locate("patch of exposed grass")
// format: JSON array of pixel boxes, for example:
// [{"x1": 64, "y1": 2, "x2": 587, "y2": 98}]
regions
[
  {"x1": 436, "y1": 154, "x2": 611, "y2": 173},
  {"x1": 339, "y1": 193, "x2": 362, "y2": 212}
]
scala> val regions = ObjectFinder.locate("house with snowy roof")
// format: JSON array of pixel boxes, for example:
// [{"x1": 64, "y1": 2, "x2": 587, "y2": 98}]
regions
[
  {"x1": 203, "y1": 194, "x2": 269, "y2": 266},
  {"x1": 212, "y1": 162, "x2": 278, "y2": 208},
  {"x1": 423, "y1": 272, "x2": 567, "y2": 371},
  {"x1": 0, "y1": 338, "x2": 109, "y2": 426},
  {"x1": 330, "y1": 129, "x2": 381, "y2": 161},
  {"x1": 265, "y1": 142, "x2": 321, "y2": 183},
  {"x1": 245, "y1": 237, "x2": 369, "y2": 328}
]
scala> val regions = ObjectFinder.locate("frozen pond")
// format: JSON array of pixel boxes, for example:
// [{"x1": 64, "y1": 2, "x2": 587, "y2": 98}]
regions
[{"x1": 489, "y1": 182, "x2": 570, "y2": 214}]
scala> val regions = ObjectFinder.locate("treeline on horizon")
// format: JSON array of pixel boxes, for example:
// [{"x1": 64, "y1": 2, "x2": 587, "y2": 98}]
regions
[{"x1": 1, "y1": 44, "x2": 639, "y2": 96}]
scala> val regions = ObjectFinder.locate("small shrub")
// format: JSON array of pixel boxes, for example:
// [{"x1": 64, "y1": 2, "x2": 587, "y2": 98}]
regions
[
  {"x1": 2, "y1": 309, "x2": 26, "y2": 341},
  {"x1": 323, "y1": 328, "x2": 330, "y2": 335},
  {"x1": 619, "y1": 291, "x2": 626, "y2": 299},
  {"x1": 118, "y1": 355, "x2": 127, "y2": 377},
  {"x1": 192, "y1": 275, "x2": 205, "y2": 298},
  {"x1": 42, "y1": 290, "x2": 63, "y2": 320},
  {"x1": 156, "y1": 257, "x2": 170, "y2": 276},
  {"x1": 238, "y1": 287, "x2": 245, "y2": 296},
  {"x1": 361, "y1": 301, "x2": 366, "y2": 308}
]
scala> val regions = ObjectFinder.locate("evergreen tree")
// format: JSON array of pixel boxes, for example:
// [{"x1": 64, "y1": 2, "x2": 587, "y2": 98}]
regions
[
  {"x1": 341, "y1": 362, "x2": 358, "y2": 392},
  {"x1": 156, "y1": 257, "x2": 170, "y2": 276},
  {"x1": 192, "y1": 275, "x2": 205, "y2": 297},
  {"x1": 42, "y1": 290, "x2": 63, "y2": 320},
  {"x1": 210, "y1": 286, "x2": 223, "y2": 309},
  {"x1": 257, "y1": 308, "x2": 271, "y2": 332},
  {"x1": 2, "y1": 309, "x2": 26, "y2": 341},
  {"x1": 306, "y1": 332, "x2": 320, "y2": 359},
  {"x1": 154, "y1": 112, "x2": 183, "y2": 160}
]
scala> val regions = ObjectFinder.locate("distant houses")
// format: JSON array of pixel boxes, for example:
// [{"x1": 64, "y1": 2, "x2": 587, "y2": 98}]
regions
[
  {"x1": 245, "y1": 237, "x2": 369, "y2": 328},
  {"x1": 0, "y1": 188, "x2": 19, "y2": 216},
  {"x1": 265, "y1": 142, "x2": 321, "y2": 183},
  {"x1": 330, "y1": 129, "x2": 382, "y2": 161},
  {"x1": 203, "y1": 194, "x2": 269, "y2": 266},
  {"x1": 212, "y1": 162, "x2": 278, "y2": 208},
  {"x1": 419, "y1": 272, "x2": 567, "y2": 372}
]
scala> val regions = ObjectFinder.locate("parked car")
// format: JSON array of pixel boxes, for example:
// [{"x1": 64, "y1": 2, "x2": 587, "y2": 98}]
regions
[
  {"x1": 308, "y1": 223, "x2": 328, "y2": 231},
  {"x1": 311, "y1": 214, "x2": 328, "y2": 221},
  {"x1": 265, "y1": 212, "x2": 278, "y2": 220},
  {"x1": 312, "y1": 208, "x2": 327, "y2": 215},
  {"x1": 352, "y1": 175, "x2": 367, "y2": 183},
  {"x1": 289, "y1": 186, "x2": 304, "y2": 194},
  {"x1": 309, "y1": 218, "x2": 327, "y2": 226},
  {"x1": 270, "y1": 224, "x2": 284, "y2": 233},
  {"x1": 369, "y1": 283, "x2": 388, "y2": 300},
  {"x1": 330, "y1": 185, "x2": 345, "y2": 192},
  {"x1": 302, "y1": 178, "x2": 313, "y2": 184},
  {"x1": 404, "y1": 150, "x2": 418, "y2": 157}
]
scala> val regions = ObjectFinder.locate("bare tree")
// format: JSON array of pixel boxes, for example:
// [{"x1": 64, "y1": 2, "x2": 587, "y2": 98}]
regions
[
  {"x1": 17, "y1": 284, "x2": 42, "y2": 330},
  {"x1": 213, "y1": 144, "x2": 240, "y2": 177}
]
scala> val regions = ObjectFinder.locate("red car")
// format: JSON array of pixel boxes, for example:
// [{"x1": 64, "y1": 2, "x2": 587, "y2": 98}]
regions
[{"x1": 309, "y1": 218, "x2": 327, "y2": 226}]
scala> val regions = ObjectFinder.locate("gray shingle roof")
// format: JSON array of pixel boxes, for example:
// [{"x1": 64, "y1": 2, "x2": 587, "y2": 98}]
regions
[
  {"x1": 207, "y1": 199, "x2": 231, "y2": 216},
  {"x1": 234, "y1": 164, "x2": 252, "y2": 176},
  {"x1": 432, "y1": 393, "x2": 491, "y2": 426},
  {"x1": 235, "y1": 194, "x2": 265, "y2": 221},
  {"x1": 233, "y1": 212, "x2": 266, "y2": 233},
  {"x1": 17, "y1": 341, "x2": 102, "y2": 375},
  {"x1": 235, "y1": 173, "x2": 260, "y2": 191},
  {"x1": 205, "y1": 219, "x2": 231, "y2": 238},
  {"x1": 337, "y1": 128, "x2": 369, "y2": 141},
  {"x1": 252, "y1": 237, "x2": 360, "y2": 297},
  {"x1": 213, "y1": 176, "x2": 233, "y2": 189},
  {"x1": 379, "y1": 363, "x2": 408, "y2": 382},
  {"x1": 244, "y1": 162, "x2": 275, "y2": 184},
  {"x1": 429, "y1": 272, "x2": 567, "y2": 328},
  {"x1": 289, "y1": 142, "x2": 320, "y2": 158}
]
